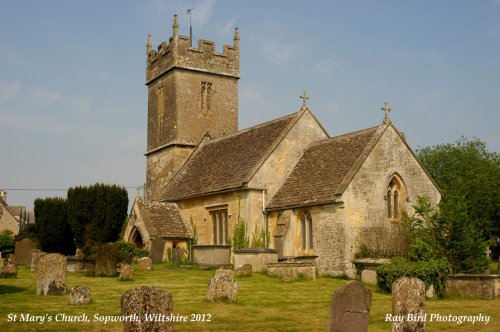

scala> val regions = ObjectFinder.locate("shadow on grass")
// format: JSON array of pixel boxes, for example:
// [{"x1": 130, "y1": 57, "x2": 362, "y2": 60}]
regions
[{"x1": 0, "y1": 284, "x2": 26, "y2": 295}]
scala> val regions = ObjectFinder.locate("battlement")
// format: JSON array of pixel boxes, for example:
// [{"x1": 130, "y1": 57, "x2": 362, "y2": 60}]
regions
[{"x1": 146, "y1": 15, "x2": 240, "y2": 83}]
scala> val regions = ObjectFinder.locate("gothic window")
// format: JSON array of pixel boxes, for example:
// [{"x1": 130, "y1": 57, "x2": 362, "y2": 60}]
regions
[
  {"x1": 387, "y1": 176, "x2": 405, "y2": 223},
  {"x1": 300, "y1": 211, "x2": 313, "y2": 249},
  {"x1": 211, "y1": 209, "x2": 228, "y2": 245},
  {"x1": 201, "y1": 81, "x2": 212, "y2": 112}
]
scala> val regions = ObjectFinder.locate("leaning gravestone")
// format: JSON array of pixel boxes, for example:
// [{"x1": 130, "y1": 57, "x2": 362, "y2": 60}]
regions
[
  {"x1": 121, "y1": 286, "x2": 173, "y2": 332},
  {"x1": 36, "y1": 253, "x2": 67, "y2": 295},
  {"x1": 14, "y1": 238, "x2": 37, "y2": 265},
  {"x1": 392, "y1": 277, "x2": 426, "y2": 332},
  {"x1": 31, "y1": 250, "x2": 45, "y2": 272},
  {"x1": 138, "y1": 257, "x2": 152, "y2": 271},
  {"x1": 328, "y1": 281, "x2": 371, "y2": 332},
  {"x1": 207, "y1": 268, "x2": 238, "y2": 302},
  {"x1": 70, "y1": 286, "x2": 91, "y2": 305}
]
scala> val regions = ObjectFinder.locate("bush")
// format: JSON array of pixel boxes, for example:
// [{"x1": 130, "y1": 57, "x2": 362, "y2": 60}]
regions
[
  {"x1": 377, "y1": 258, "x2": 452, "y2": 297},
  {"x1": 0, "y1": 230, "x2": 15, "y2": 256}
]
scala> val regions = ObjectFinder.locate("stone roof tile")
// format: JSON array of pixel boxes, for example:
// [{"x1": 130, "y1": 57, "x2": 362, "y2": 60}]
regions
[
  {"x1": 158, "y1": 112, "x2": 299, "y2": 201},
  {"x1": 267, "y1": 125, "x2": 383, "y2": 209},
  {"x1": 140, "y1": 200, "x2": 192, "y2": 238}
]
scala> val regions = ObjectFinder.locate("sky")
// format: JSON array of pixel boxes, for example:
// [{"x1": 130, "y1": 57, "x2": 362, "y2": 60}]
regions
[{"x1": 1, "y1": 0, "x2": 499, "y2": 211}]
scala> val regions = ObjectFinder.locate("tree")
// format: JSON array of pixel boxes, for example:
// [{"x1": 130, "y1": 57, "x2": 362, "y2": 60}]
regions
[
  {"x1": 67, "y1": 183, "x2": 128, "y2": 247},
  {"x1": 34, "y1": 197, "x2": 75, "y2": 255},
  {"x1": 416, "y1": 137, "x2": 500, "y2": 272},
  {"x1": 0, "y1": 230, "x2": 15, "y2": 256}
]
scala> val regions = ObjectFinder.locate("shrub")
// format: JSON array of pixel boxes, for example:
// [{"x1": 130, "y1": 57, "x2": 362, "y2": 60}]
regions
[{"x1": 377, "y1": 258, "x2": 452, "y2": 297}]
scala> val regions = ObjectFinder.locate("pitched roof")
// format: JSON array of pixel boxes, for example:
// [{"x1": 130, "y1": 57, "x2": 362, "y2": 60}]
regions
[
  {"x1": 138, "y1": 199, "x2": 192, "y2": 239},
  {"x1": 158, "y1": 111, "x2": 300, "y2": 201},
  {"x1": 267, "y1": 124, "x2": 385, "y2": 210}
]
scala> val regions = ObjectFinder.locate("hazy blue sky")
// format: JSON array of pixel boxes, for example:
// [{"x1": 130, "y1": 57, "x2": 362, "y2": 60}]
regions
[{"x1": 1, "y1": 0, "x2": 499, "y2": 211}]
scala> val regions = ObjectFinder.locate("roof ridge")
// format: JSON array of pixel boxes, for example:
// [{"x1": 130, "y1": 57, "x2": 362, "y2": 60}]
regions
[
  {"x1": 307, "y1": 124, "x2": 382, "y2": 148},
  {"x1": 202, "y1": 111, "x2": 301, "y2": 145}
]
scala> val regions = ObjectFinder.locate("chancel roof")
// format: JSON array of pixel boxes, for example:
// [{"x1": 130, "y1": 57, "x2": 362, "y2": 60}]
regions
[
  {"x1": 158, "y1": 112, "x2": 300, "y2": 201},
  {"x1": 267, "y1": 124, "x2": 385, "y2": 210}
]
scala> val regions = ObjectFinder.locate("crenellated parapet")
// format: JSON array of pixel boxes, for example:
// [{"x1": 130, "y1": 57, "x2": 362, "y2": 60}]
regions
[{"x1": 146, "y1": 15, "x2": 240, "y2": 83}]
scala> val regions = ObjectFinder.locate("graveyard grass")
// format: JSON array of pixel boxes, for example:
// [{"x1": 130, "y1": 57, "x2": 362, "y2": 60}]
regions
[{"x1": 1, "y1": 265, "x2": 499, "y2": 331}]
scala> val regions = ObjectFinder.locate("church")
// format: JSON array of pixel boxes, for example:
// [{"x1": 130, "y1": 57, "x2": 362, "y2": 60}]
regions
[{"x1": 123, "y1": 15, "x2": 440, "y2": 277}]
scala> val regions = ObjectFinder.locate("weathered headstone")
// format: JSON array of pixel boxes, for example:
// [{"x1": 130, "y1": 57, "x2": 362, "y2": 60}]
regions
[
  {"x1": 0, "y1": 264, "x2": 18, "y2": 278},
  {"x1": 14, "y1": 238, "x2": 37, "y2": 265},
  {"x1": 36, "y1": 253, "x2": 67, "y2": 295},
  {"x1": 119, "y1": 264, "x2": 134, "y2": 280},
  {"x1": 70, "y1": 286, "x2": 91, "y2": 305},
  {"x1": 94, "y1": 255, "x2": 118, "y2": 277},
  {"x1": 328, "y1": 281, "x2": 371, "y2": 332},
  {"x1": 392, "y1": 277, "x2": 426, "y2": 332},
  {"x1": 207, "y1": 269, "x2": 238, "y2": 302},
  {"x1": 138, "y1": 257, "x2": 152, "y2": 271},
  {"x1": 236, "y1": 264, "x2": 252, "y2": 277},
  {"x1": 31, "y1": 250, "x2": 45, "y2": 272},
  {"x1": 121, "y1": 286, "x2": 173, "y2": 332}
]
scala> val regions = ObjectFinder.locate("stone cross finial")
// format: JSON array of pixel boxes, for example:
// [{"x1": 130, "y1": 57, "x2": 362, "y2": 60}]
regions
[
  {"x1": 381, "y1": 101, "x2": 392, "y2": 119},
  {"x1": 300, "y1": 91, "x2": 309, "y2": 108}
]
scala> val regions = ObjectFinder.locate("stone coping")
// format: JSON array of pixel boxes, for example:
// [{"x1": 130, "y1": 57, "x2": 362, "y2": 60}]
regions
[
  {"x1": 234, "y1": 248, "x2": 278, "y2": 254},
  {"x1": 267, "y1": 261, "x2": 316, "y2": 267},
  {"x1": 353, "y1": 258, "x2": 390, "y2": 265},
  {"x1": 192, "y1": 245, "x2": 231, "y2": 249},
  {"x1": 449, "y1": 274, "x2": 500, "y2": 279}
]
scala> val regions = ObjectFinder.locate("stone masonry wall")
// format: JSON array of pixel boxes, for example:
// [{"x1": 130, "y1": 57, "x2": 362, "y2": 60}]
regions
[{"x1": 341, "y1": 125, "x2": 441, "y2": 263}]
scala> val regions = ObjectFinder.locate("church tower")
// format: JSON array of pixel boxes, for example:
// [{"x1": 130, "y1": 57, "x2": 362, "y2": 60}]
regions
[{"x1": 145, "y1": 15, "x2": 240, "y2": 198}]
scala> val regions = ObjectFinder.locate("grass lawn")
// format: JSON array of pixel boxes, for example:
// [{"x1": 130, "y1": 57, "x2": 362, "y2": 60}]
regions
[{"x1": 0, "y1": 264, "x2": 499, "y2": 331}]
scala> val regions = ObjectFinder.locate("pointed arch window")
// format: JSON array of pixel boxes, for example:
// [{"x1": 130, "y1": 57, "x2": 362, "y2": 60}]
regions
[
  {"x1": 300, "y1": 211, "x2": 313, "y2": 249},
  {"x1": 387, "y1": 176, "x2": 405, "y2": 222}
]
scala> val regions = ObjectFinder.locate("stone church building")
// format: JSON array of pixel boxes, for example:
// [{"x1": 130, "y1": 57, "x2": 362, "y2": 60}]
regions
[{"x1": 123, "y1": 15, "x2": 440, "y2": 277}]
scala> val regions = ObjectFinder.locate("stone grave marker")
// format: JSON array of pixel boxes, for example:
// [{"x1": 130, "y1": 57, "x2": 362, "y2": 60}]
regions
[
  {"x1": 207, "y1": 268, "x2": 238, "y2": 302},
  {"x1": 138, "y1": 257, "x2": 152, "y2": 271},
  {"x1": 70, "y1": 286, "x2": 91, "y2": 305},
  {"x1": 14, "y1": 238, "x2": 37, "y2": 265},
  {"x1": 0, "y1": 264, "x2": 17, "y2": 278},
  {"x1": 392, "y1": 277, "x2": 426, "y2": 332},
  {"x1": 328, "y1": 280, "x2": 371, "y2": 332},
  {"x1": 121, "y1": 286, "x2": 173, "y2": 332},
  {"x1": 31, "y1": 250, "x2": 45, "y2": 272},
  {"x1": 236, "y1": 264, "x2": 252, "y2": 277},
  {"x1": 119, "y1": 263, "x2": 134, "y2": 280},
  {"x1": 36, "y1": 253, "x2": 67, "y2": 295}
]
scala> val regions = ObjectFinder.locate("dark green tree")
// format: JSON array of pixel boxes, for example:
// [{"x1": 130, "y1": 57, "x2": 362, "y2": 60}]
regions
[
  {"x1": 67, "y1": 183, "x2": 128, "y2": 247},
  {"x1": 0, "y1": 230, "x2": 15, "y2": 256},
  {"x1": 34, "y1": 197, "x2": 75, "y2": 255},
  {"x1": 417, "y1": 137, "x2": 500, "y2": 272}
]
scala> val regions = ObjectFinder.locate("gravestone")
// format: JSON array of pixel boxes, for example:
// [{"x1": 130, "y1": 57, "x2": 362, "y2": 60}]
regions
[
  {"x1": 121, "y1": 286, "x2": 173, "y2": 332},
  {"x1": 172, "y1": 247, "x2": 183, "y2": 264},
  {"x1": 328, "y1": 281, "x2": 371, "y2": 332},
  {"x1": 36, "y1": 253, "x2": 67, "y2": 295},
  {"x1": 70, "y1": 286, "x2": 91, "y2": 305},
  {"x1": 0, "y1": 264, "x2": 18, "y2": 278},
  {"x1": 138, "y1": 257, "x2": 152, "y2": 271},
  {"x1": 207, "y1": 269, "x2": 238, "y2": 302},
  {"x1": 31, "y1": 250, "x2": 45, "y2": 272},
  {"x1": 119, "y1": 264, "x2": 134, "y2": 280},
  {"x1": 236, "y1": 264, "x2": 252, "y2": 277},
  {"x1": 14, "y1": 238, "x2": 37, "y2": 265},
  {"x1": 95, "y1": 255, "x2": 118, "y2": 277},
  {"x1": 392, "y1": 277, "x2": 426, "y2": 332}
]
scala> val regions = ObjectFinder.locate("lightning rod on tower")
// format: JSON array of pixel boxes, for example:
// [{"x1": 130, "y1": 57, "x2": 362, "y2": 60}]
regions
[{"x1": 187, "y1": 7, "x2": 195, "y2": 46}]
